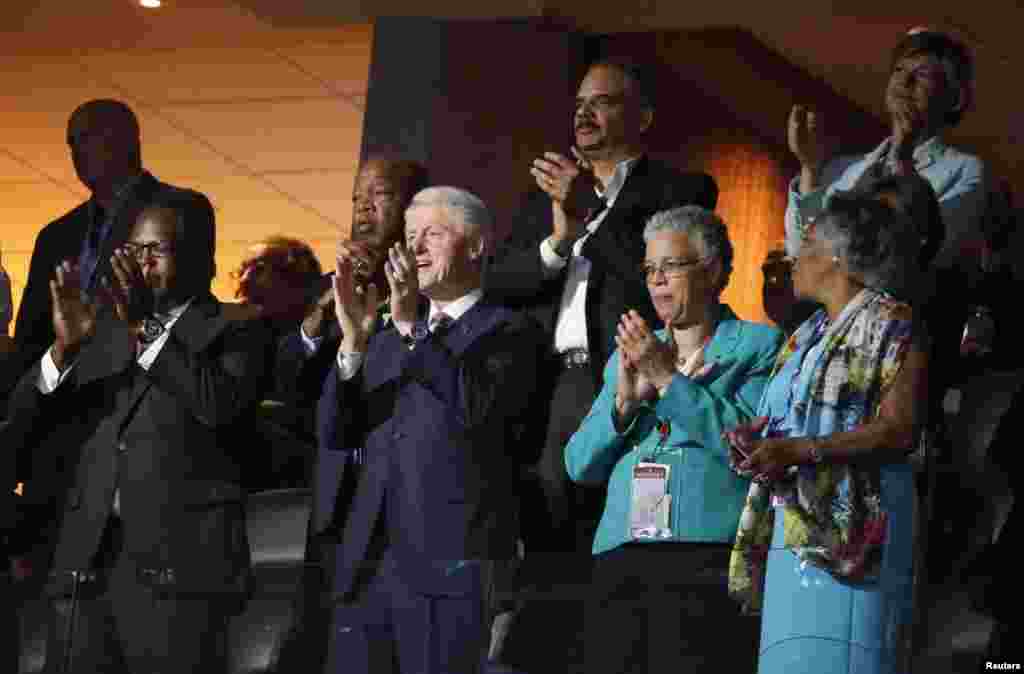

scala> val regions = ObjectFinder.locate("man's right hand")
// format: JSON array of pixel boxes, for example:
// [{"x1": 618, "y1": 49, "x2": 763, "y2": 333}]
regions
[
  {"x1": 49, "y1": 260, "x2": 96, "y2": 370},
  {"x1": 531, "y1": 149, "x2": 600, "y2": 252},
  {"x1": 301, "y1": 286, "x2": 335, "y2": 339},
  {"x1": 788, "y1": 105, "x2": 833, "y2": 193},
  {"x1": 334, "y1": 246, "x2": 379, "y2": 354}
]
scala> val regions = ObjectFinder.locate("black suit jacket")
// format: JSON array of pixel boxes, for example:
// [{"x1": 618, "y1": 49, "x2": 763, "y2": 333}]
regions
[
  {"x1": 3, "y1": 173, "x2": 211, "y2": 404},
  {"x1": 317, "y1": 298, "x2": 544, "y2": 598},
  {"x1": 486, "y1": 156, "x2": 718, "y2": 390},
  {"x1": 3, "y1": 295, "x2": 270, "y2": 599}
]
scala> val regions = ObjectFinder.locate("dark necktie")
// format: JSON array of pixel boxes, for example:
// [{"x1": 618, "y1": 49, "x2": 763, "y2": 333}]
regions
[{"x1": 80, "y1": 204, "x2": 108, "y2": 292}]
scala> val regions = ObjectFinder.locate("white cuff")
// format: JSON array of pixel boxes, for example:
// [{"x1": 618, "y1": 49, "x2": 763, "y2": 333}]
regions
[
  {"x1": 299, "y1": 325, "x2": 324, "y2": 356},
  {"x1": 336, "y1": 351, "x2": 365, "y2": 381},
  {"x1": 37, "y1": 347, "x2": 74, "y2": 394},
  {"x1": 540, "y1": 237, "x2": 568, "y2": 277}
]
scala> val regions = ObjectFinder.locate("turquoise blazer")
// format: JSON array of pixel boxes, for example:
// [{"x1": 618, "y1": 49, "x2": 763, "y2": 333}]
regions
[{"x1": 564, "y1": 304, "x2": 783, "y2": 556}]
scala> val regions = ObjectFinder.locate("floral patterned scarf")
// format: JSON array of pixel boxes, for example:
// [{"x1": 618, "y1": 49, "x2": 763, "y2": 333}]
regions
[{"x1": 728, "y1": 288, "x2": 914, "y2": 613}]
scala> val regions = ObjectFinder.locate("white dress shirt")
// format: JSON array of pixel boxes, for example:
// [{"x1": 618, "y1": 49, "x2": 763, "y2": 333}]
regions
[
  {"x1": 37, "y1": 299, "x2": 194, "y2": 515},
  {"x1": 540, "y1": 156, "x2": 640, "y2": 353},
  {"x1": 299, "y1": 324, "x2": 323, "y2": 356},
  {"x1": 336, "y1": 288, "x2": 484, "y2": 382}
]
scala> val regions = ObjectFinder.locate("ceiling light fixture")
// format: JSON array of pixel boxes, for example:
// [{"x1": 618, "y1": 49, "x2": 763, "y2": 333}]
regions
[{"x1": 140, "y1": 0, "x2": 162, "y2": 8}]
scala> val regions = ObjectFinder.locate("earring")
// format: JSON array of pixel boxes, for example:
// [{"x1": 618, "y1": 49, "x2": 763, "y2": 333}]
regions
[{"x1": 832, "y1": 256, "x2": 840, "y2": 264}]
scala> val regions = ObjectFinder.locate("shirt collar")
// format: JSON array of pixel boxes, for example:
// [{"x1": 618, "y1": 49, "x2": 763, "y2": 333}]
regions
[
  {"x1": 596, "y1": 155, "x2": 642, "y2": 204},
  {"x1": 428, "y1": 288, "x2": 483, "y2": 325},
  {"x1": 154, "y1": 297, "x2": 193, "y2": 325},
  {"x1": 871, "y1": 135, "x2": 946, "y2": 167}
]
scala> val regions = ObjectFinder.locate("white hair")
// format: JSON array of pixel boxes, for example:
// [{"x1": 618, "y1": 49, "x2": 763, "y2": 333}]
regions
[{"x1": 406, "y1": 186, "x2": 492, "y2": 251}]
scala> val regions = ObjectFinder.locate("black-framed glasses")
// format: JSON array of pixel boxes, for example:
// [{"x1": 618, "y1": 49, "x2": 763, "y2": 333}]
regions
[
  {"x1": 641, "y1": 257, "x2": 707, "y2": 281},
  {"x1": 123, "y1": 241, "x2": 174, "y2": 260}
]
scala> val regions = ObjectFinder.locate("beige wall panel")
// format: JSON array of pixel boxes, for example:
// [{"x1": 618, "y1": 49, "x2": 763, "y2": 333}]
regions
[
  {"x1": 162, "y1": 98, "x2": 364, "y2": 173},
  {"x1": 0, "y1": 154, "x2": 71, "y2": 185},
  {"x1": 134, "y1": 110, "x2": 259, "y2": 184},
  {"x1": 257, "y1": 167, "x2": 359, "y2": 238},
  {"x1": 203, "y1": 174, "x2": 333, "y2": 235},
  {"x1": 274, "y1": 27, "x2": 374, "y2": 97},
  {"x1": 80, "y1": 46, "x2": 330, "y2": 103},
  {"x1": 0, "y1": 182, "x2": 90, "y2": 320}
]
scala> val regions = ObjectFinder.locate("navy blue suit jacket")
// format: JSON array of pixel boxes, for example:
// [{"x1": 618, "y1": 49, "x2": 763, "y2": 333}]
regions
[{"x1": 315, "y1": 298, "x2": 543, "y2": 599}]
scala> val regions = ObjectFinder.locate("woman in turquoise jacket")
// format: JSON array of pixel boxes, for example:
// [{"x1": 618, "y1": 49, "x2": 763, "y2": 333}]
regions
[{"x1": 564, "y1": 205, "x2": 783, "y2": 674}]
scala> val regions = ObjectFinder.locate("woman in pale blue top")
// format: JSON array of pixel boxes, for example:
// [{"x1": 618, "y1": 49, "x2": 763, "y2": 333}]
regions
[
  {"x1": 564, "y1": 205, "x2": 783, "y2": 674},
  {"x1": 785, "y1": 29, "x2": 985, "y2": 270}
]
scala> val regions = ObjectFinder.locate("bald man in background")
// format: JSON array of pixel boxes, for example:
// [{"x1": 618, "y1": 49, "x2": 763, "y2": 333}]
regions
[{"x1": 1, "y1": 99, "x2": 209, "y2": 412}]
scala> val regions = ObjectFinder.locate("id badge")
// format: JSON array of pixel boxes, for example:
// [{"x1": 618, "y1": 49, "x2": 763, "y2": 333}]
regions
[{"x1": 630, "y1": 462, "x2": 672, "y2": 540}]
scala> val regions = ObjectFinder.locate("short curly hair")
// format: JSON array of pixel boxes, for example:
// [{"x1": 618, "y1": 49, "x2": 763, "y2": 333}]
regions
[
  {"x1": 854, "y1": 173, "x2": 944, "y2": 267},
  {"x1": 233, "y1": 236, "x2": 322, "y2": 290},
  {"x1": 816, "y1": 195, "x2": 918, "y2": 291},
  {"x1": 643, "y1": 205, "x2": 733, "y2": 296}
]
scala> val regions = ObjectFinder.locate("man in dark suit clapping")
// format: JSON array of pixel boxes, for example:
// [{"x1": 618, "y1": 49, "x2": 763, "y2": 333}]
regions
[
  {"x1": 486, "y1": 58, "x2": 719, "y2": 579},
  {"x1": 2, "y1": 100, "x2": 211, "y2": 410},
  {"x1": 316, "y1": 186, "x2": 543, "y2": 674},
  {"x1": 2, "y1": 190, "x2": 269, "y2": 673}
]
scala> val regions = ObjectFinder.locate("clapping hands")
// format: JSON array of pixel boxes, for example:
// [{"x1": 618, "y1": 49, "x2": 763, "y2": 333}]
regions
[
  {"x1": 333, "y1": 246, "x2": 380, "y2": 353},
  {"x1": 49, "y1": 260, "x2": 97, "y2": 370}
]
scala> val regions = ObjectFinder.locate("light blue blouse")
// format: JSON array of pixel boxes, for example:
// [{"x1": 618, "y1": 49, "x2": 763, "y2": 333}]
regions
[{"x1": 564, "y1": 305, "x2": 783, "y2": 555}]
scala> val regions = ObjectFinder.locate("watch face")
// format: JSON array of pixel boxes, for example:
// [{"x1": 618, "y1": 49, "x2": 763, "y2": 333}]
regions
[{"x1": 142, "y1": 318, "x2": 164, "y2": 341}]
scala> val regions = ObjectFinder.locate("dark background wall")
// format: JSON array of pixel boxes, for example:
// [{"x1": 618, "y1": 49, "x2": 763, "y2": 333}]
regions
[{"x1": 360, "y1": 19, "x2": 896, "y2": 320}]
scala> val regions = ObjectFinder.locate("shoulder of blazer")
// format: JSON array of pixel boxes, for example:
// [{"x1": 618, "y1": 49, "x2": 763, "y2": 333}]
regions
[
  {"x1": 432, "y1": 299, "x2": 536, "y2": 358},
  {"x1": 170, "y1": 294, "x2": 248, "y2": 354},
  {"x1": 618, "y1": 158, "x2": 716, "y2": 207},
  {"x1": 37, "y1": 201, "x2": 91, "y2": 246}
]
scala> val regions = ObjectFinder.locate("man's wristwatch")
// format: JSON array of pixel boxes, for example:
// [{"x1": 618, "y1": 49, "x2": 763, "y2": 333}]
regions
[{"x1": 139, "y1": 316, "x2": 166, "y2": 346}]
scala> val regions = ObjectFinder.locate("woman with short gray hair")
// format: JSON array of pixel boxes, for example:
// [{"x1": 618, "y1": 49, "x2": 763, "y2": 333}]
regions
[
  {"x1": 565, "y1": 205, "x2": 783, "y2": 674},
  {"x1": 727, "y1": 195, "x2": 928, "y2": 674},
  {"x1": 643, "y1": 205, "x2": 733, "y2": 298}
]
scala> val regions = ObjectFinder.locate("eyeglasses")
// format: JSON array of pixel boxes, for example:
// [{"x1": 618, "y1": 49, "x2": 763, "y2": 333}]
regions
[
  {"x1": 123, "y1": 241, "x2": 174, "y2": 260},
  {"x1": 640, "y1": 257, "x2": 707, "y2": 281}
]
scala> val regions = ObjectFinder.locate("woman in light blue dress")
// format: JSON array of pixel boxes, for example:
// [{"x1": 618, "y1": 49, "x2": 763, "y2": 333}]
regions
[{"x1": 727, "y1": 195, "x2": 929, "y2": 674}]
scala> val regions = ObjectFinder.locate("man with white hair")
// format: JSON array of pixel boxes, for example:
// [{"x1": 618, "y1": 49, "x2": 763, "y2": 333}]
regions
[{"x1": 315, "y1": 186, "x2": 543, "y2": 673}]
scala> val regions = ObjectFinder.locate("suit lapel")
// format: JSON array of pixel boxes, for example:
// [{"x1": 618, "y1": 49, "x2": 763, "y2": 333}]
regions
[
  {"x1": 438, "y1": 300, "x2": 503, "y2": 357},
  {"x1": 602, "y1": 155, "x2": 651, "y2": 221},
  {"x1": 581, "y1": 155, "x2": 651, "y2": 270},
  {"x1": 703, "y1": 305, "x2": 743, "y2": 370},
  {"x1": 74, "y1": 312, "x2": 137, "y2": 388},
  {"x1": 118, "y1": 295, "x2": 226, "y2": 429},
  {"x1": 363, "y1": 329, "x2": 406, "y2": 392},
  {"x1": 166, "y1": 294, "x2": 228, "y2": 355}
]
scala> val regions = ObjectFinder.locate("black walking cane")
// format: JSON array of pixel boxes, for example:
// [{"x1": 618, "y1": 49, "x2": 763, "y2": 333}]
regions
[{"x1": 60, "y1": 569, "x2": 89, "y2": 674}]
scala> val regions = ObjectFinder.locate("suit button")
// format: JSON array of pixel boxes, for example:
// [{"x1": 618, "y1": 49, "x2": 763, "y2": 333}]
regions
[
  {"x1": 117, "y1": 442, "x2": 128, "y2": 454},
  {"x1": 393, "y1": 431, "x2": 404, "y2": 440}
]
